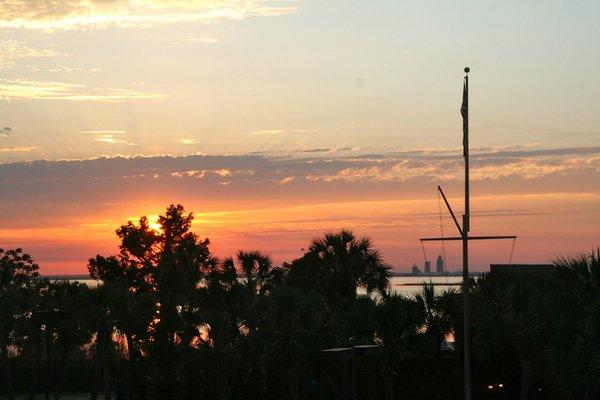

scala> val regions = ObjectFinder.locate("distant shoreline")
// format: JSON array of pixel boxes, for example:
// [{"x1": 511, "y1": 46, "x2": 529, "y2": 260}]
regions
[
  {"x1": 40, "y1": 272, "x2": 482, "y2": 280},
  {"x1": 390, "y1": 272, "x2": 481, "y2": 277},
  {"x1": 39, "y1": 274, "x2": 95, "y2": 280}
]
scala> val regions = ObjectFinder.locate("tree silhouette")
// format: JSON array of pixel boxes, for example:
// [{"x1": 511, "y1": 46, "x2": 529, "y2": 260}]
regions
[
  {"x1": 222, "y1": 250, "x2": 284, "y2": 295},
  {"x1": 88, "y1": 204, "x2": 216, "y2": 399},
  {"x1": 415, "y1": 283, "x2": 455, "y2": 356},
  {"x1": 41, "y1": 281, "x2": 92, "y2": 400},
  {"x1": 0, "y1": 248, "x2": 40, "y2": 400},
  {"x1": 288, "y1": 229, "x2": 391, "y2": 302},
  {"x1": 549, "y1": 248, "x2": 600, "y2": 398},
  {"x1": 7, "y1": 205, "x2": 596, "y2": 400},
  {"x1": 473, "y1": 271, "x2": 551, "y2": 400},
  {"x1": 375, "y1": 293, "x2": 420, "y2": 357}
]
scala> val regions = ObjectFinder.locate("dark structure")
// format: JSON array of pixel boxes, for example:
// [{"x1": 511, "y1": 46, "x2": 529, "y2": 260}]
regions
[
  {"x1": 319, "y1": 346, "x2": 393, "y2": 400},
  {"x1": 424, "y1": 260, "x2": 431, "y2": 274},
  {"x1": 412, "y1": 263, "x2": 421, "y2": 275},
  {"x1": 436, "y1": 254, "x2": 444, "y2": 274},
  {"x1": 490, "y1": 264, "x2": 554, "y2": 278}
]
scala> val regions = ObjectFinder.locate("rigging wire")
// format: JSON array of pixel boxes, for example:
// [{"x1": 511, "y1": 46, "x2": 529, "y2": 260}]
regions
[
  {"x1": 437, "y1": 189, "x2": 447, "y2": 273},
  {"x1": 508, "y1": 237, "x2": 517, "y2": 264},
  {"x1": 420, "y1": 240, "x2": 428, "y2": 264}
]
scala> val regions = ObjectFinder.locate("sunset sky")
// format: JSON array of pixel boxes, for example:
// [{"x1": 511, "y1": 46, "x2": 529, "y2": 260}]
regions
[{"x1": 0, "y1": 0, "x2": 598, "y2": 274}]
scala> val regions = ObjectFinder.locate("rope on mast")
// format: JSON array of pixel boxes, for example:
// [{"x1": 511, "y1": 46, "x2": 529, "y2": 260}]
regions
[
  {"x1": 437, "y1": 189, "x2": 447, "y2": 272},
  {"x1": 508, "y1": 237, "x2": 517, "y2": 264},
  {"x1": 420, "y1": 240, "x2": 428, "y2": 264}
]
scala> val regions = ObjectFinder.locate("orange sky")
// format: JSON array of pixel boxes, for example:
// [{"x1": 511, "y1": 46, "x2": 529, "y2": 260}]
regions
[
  {"x1": 0, "y1": 151, "x2": 597, "y2": 274},
  {"x1": 0, "y1": 1, "x2": 599, "y2": 274}
]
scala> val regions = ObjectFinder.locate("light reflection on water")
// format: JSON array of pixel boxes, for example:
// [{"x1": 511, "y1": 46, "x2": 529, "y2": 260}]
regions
[
  {"x1": 389, "y1": 275, "x2": 463, "y2": 297},
  {"x1": 356, "y1": 275, "x2": 464, "y2": 298},
  {"x1": 50, "y1": 275, "x2": 464, "y2": 297},
  {"x1": 51, "y1": 278, "x2": 101, "y2": 287}
]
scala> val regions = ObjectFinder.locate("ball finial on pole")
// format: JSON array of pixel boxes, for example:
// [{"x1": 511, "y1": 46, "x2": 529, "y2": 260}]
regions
[{"x1": 464, "y1": 67, "x2": 470, "y2": 73}]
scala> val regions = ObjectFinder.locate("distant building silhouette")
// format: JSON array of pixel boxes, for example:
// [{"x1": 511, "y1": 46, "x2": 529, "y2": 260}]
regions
[
  {"x1": 411, "y1": 263, "x2": 421, "y2": 275},
  {"x1": 490, "y1": 264, "x2": 554, "y2": 278},
  {"x1": 436, "y1": 254, "x2": 444, "y2": 273},
  {"x1": 424, "y1": 260, "x2": 431, "y2": 274}
]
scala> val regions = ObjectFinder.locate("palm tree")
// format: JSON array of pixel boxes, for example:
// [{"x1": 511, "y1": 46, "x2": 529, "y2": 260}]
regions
[
  {"x1": 289, "y1": 229, "x2": 391, "y2": 301},
  {"x1": 414, "y1": 284, "x2": 455, "y2": 356},
  {"x1": 549, "y1": 248, "x2": 600, "y2": 398},
  {"x1": 375, "y1": 293, "x2": 421, "y2": 356},
  {"x1": 554, "y1": 248, "x2": 600, "y2": 300},
  {"x1": 222, "y1": 250, "x2": 282, "y2": 295}
]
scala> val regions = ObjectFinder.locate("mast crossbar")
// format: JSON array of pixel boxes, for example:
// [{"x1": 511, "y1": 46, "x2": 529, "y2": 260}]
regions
[{"x1": 420, "y1": 235, "x2": 517, "y2": 242}]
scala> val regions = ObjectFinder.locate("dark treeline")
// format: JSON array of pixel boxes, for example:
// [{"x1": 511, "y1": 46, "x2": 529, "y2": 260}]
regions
[{"x1": 0, "y1": 204, "x2": 598, "y2": 400}]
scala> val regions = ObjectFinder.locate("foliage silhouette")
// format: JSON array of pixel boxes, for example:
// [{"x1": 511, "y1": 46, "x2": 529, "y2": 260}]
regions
[
  {"x1": 1, "y1": 207, "x2": 598, "y2": 400},
  {"x1": 414, "y1": 283, "x2": 455, "y2": 356},
  {"x1": 287, "y1": 229, "x2": 391, "y2": 303},
  {"x1": 0, "y1": 248, "x2": 41, "y2": 400}
]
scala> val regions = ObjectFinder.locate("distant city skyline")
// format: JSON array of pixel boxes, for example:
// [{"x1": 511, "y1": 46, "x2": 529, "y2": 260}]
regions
[
  {"x1": 0, "y1": 1, "x2": 598, "y2": 273},
  {"x1": 409, "y1": 254, "x2": 453, "y2": 275}
]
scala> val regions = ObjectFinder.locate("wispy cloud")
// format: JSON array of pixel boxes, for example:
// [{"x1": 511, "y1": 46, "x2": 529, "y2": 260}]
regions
[
  {"x1": 299, "y1": 147, "x2": 600, "y2": 183},
  {"x1": 81, "y1": 130, "x2": 127, "y2": 135},
  {"x1": 1, "y1": 146, "x2": 596, "y2": 189},
  {"x1": 251, "y1": 128, "x2": 317, "y2": 136},
  {"x1": 0, "y1": 146, "x2": 38, "y2": 152},
  {"x1": 251, "y1": 129, "x2": 284, "y2": 136},
  {"x1": 0, "y1": 40, "x2": 60, "y2": 68},
  {"x1": 89, "y1": 132, "x2": 135, "y2": 146},
  {"x1": 25, "y1": 64, "x2": 102, "y2": 74},
  {"x1": 278, "y1": 176, "x2": 295, "y2": 185},
  {"x1": 0, "y1": 1, "x2": 297, "y2": 30},
  {"x1": 300, "y1": 148, "x2": 334, "y2": 153},
  {"x1": 183, "y1": 37, "x2": 220, "y2": 44},
  {"x1": 0, "y1": 79, "x2": 163, "y2": 101},
  {"x1": 291, "y1": 129, "x2": 318, "y2": 134},
  {"x1": 177, "y1": 138, "x2": 197, "y2": 145}
]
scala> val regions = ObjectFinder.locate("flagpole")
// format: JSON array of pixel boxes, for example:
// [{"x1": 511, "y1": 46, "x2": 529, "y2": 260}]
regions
[
  {"x1": 420, "y1": 68, "x2": 515, "y2": 400},
  {"x1": 462, "y1": 66, "x2": 472, "y2": 400}
]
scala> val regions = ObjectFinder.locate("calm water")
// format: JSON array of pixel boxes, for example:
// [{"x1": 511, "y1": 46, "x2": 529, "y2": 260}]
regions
[
  {"x1": 387, "y1": 275, "x2": 463, "y2": 297},
  {"x1": 51, "y1": 275, "x2": 464, "y2": 297}
]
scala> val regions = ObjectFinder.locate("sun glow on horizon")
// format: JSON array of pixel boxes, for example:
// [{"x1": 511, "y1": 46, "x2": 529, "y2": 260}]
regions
[
  {"x1": 0, "y1": 189, "x2": 597, "y2": 275},
  {"x1": 0, "y1": 0, "x2": 598, "y2": 275},
  {"x1": 147, "y1": 215, "x2": 163, "y2": 234}
]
